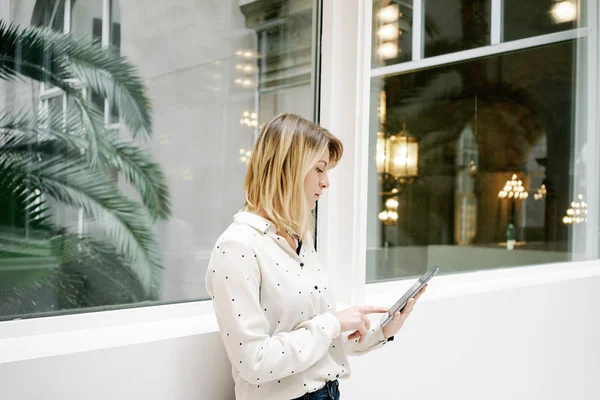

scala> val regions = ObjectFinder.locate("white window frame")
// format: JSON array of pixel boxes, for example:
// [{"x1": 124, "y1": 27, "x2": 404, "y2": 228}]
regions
[
  {"x1": 318, "y1": 0, "x2": 600, "y2": 306},
  {"x1": 2, "y1": 0, "x2": 600, "y2": 363}
]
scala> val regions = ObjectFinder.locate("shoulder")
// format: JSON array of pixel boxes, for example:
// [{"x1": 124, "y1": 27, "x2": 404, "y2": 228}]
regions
[
  {"x1": 214, "y1": 221, "x2": 261, "y2": 250},
  {"x1": 207, "y1": 223, "x2": 262, "y2": 281}
]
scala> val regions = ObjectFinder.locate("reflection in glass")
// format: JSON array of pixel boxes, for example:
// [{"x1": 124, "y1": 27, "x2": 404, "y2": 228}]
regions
[
  {"x1": 0, "y1": 0, "x2": 318, "y2": 320},
  {"x1": 71, "y1": 0, "x2": 103, "y2": 41},
  {"x1": 39, "y1": 0, "x2": 65, "y2": 32},
  {"x1": 368, "y1": 40, "x2": 585, "y2": 281},
  {"x1": 424, "y1": 0, "x2": 491, "y2": 58},
  {"x1": 372, "y1": 0, "x2": 414, "y2": 67},
  {"x1": 504, "y1": 0, "x2": 585, "y2": 42}
]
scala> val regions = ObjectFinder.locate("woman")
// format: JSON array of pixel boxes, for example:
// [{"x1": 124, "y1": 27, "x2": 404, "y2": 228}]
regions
[{"x1": 205, "y1": 113, "x2": 426, "y2": 400}]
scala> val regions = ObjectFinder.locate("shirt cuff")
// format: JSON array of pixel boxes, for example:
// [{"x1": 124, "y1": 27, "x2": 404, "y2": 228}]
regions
[
  {"x1": 324, "y1": 312, "x2": 342, "y2": 339},
  {"x1": 374, "y1": 324, "x2": 387, "y2": 343}
]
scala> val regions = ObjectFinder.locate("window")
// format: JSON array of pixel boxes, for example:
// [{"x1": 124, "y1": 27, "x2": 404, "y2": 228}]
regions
[
  {"x1": 0, "y1": 0, "x2": 320, "y2": 319},
  {"x1": 367, "y1": 0, "x2": 593, "y2": 282}
]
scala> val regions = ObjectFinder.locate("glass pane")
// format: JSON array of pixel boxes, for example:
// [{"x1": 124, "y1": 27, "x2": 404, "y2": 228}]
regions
[
  {"x1": 372, "y1": 0, "x2": 414, "y2": 67},
  {"x1": 71, "y1": 0, "x2": 103, "y2": 41},
  {"x1": 36, "y1": 0, "x2": 66, "y2": 87},
  {"x1": 33, "y1": 0, "x2": 65, "y2": 32},
  {"x1": 367, "y1": 40, "x2": 587, "y2": 282},
  {"x1": 90, "y1": 89, "x2": 104, "y2": 113},
  {"x1": 254, "y1": 1, "x2": 313, "y2": 91},
  {"x1": 46, "y1": 94, "x2": 64, "y2": 114},
  {"x1": 424, "y1": 0, "x2": 491, "y2": 58},
  {"x1": 0, "y1": 0, "x2": 318, "y2": 319},
  {"x1": 504, "y1": 0, "x2": 585, "y2": 42},
  {"x1": 108, "y1": 1, "x2": 121, "y2": 124},
  {"x1": 110, "y1": 0, "x2": 121, "y2": 50}
]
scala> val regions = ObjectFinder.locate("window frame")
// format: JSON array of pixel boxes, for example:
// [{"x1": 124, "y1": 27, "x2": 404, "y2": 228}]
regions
[
  {"x1": 317, "y1": 0, "x2": 600, "y2": 306},
  {"x1": 359, "y1": 0, "x2": 600, "y2": 295}
]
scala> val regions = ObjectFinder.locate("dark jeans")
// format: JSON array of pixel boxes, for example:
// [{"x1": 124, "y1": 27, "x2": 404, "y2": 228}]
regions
[{"x1": 291, "y1": 380, "x2": 340, "y2": 400}]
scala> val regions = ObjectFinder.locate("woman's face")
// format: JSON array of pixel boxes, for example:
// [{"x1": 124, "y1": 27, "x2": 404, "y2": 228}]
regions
[{"x1": 304, "y1": 152, "x2": 331, "y2": 209}]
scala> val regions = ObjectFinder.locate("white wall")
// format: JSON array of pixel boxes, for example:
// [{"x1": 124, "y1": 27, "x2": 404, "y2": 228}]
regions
[
  {"x1": 1, "y1": 264, "x2": 598, "y2": 400},
  {"x1": 350, "y1": 276, "x2": 600, "y2": 400}
]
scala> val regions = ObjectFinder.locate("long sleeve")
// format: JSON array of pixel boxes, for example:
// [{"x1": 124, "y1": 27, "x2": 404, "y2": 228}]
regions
[
  {"x1": 206, "y1": 239, "x2": 342, "y2": 384},
  {"x1": 342, "y1": 324, "x2": 388, "y2": 356}
]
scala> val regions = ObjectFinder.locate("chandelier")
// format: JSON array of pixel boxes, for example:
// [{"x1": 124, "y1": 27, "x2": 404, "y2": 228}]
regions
[
  {"x1": 376, "y1": 123, "x2": 419, "y2": 181},
  {"x1": 534, "y1": 184, "x2": 547, "y2": 200},
  {"x1": 498, "y1": 174, "x2": 528, "y2": 200},
  {"x1": 563, "y1": 194, "x2": 587, "y2": 224}
]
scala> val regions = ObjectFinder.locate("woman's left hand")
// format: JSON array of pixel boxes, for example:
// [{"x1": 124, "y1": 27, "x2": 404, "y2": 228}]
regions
[{"x1": 381, "y1": 285, "x2": 427, "y2": 340}]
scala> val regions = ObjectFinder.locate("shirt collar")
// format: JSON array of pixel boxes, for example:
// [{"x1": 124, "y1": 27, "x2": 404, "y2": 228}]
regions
[{"x1": 234, "y1": 211, "x2": 276, "y2": 234}]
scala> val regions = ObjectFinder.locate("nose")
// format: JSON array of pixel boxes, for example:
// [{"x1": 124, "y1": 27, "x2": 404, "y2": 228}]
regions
[{"x1": 320, "y1": 172, "x2": 330, "y2": 189}]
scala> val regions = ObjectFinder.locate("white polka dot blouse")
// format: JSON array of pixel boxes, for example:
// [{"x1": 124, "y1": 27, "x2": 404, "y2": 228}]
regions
[{"x1": 205, "y1": 211, "x2": 389, "y2": 400}]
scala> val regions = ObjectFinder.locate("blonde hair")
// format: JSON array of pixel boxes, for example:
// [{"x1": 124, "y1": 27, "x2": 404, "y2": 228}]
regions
[{"x1": 244, "y1": 113, "x2": 343, "y2": 241}]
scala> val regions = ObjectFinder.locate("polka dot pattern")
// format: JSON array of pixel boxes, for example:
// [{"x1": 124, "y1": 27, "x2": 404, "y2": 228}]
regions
[{"x1": 205, "y1": 211, "x2": 389, "y2": 399}]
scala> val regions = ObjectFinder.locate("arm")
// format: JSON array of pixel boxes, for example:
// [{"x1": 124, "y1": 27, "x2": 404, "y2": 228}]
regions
[
  {"x1": 342, "y1": 319, "x2": 389, "y2": 356},
  {"x1": 343, "y1": 286, "x2": 427, "y2": 356},
  {"x1": 206, "y1": 240, "x2": 341, "y2": 384}
]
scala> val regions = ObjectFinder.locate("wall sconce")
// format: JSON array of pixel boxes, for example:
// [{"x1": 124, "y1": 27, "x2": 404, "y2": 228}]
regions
[
  {"x1": 377, "y1": 42, "x2": 399, "y2": 59},
  {"x1": 377, "y1": 123, "x2": 418, "y2": 227},
  {"x1": 562, "y1": 194, "x2": 587, "y2": 224},
  {"x1": 376, "y1": 4, "x2": 402, "y2": 60},
  {"x1": 377, "y1": 23, "x2": 401, "y2": 41},
  {"x1": 550, "y1": 1, "x2": 577, "y2": 24},
  {"x1": 377, "y1": 4, "x2": 400, "y2": 23},
  {"x1": 376, "y1": 123, "x2": 419, "y2": 183}
]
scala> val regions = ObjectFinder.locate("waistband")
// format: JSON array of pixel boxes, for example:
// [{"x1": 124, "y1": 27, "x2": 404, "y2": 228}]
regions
[{"x1": 291, "y1": 380, "x2": 339, "y2": 400}]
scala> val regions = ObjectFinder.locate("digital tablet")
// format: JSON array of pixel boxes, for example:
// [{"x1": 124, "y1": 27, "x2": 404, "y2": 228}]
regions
[{"x1": 380, "y1": 266, "x2": 439, "y2": 327}]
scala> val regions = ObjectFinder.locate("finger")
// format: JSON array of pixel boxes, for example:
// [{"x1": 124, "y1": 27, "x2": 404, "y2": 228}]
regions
[
  {"x1": 413, "y1": 291, "x2": 425, "y2": 303},
  {"x1": 360, "y1": 305, "x2": 389, "y2": 314},
  {"x1": 357, "y1": 322, "x2": 368, "y2": 343},
  {"x1": 403, "y1": 298, "x2": 416, "y2": 314},
  {"x1": 360, "y1": 312, "x2": 371, "y2": 331},
  {"x1": 389, "y1": 311, "x2": 402, "y2": 327},
  {"x1": 348, "y1": 330, "x2": 360, "y2": 340}
]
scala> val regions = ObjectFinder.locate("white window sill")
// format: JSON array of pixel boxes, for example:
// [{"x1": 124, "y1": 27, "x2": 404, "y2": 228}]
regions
[
  {"x1": 0, "y1": 301, "x2": 218, "y2": 364},
  {"x1": 365, "y1": 259, "x2": 600, "y2": 306},
  {"x1": 1, "y1": 260, "x2": 599, "y2": 364}
]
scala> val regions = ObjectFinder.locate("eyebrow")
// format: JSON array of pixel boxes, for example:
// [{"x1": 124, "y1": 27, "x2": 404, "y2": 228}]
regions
[{"x1": 318, "y1": 160, "x2": 328, "y2": 166}]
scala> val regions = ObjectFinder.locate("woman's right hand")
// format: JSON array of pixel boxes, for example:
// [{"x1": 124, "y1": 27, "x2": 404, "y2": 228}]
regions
[{"x1": 333, "y1": 305, "x2": 388, "y2": 343}]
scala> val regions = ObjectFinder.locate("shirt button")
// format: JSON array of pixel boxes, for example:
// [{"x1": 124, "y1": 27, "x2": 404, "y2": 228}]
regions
[{"x1": 300, "y1": 263, "x2": 304, "y2": 267}]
